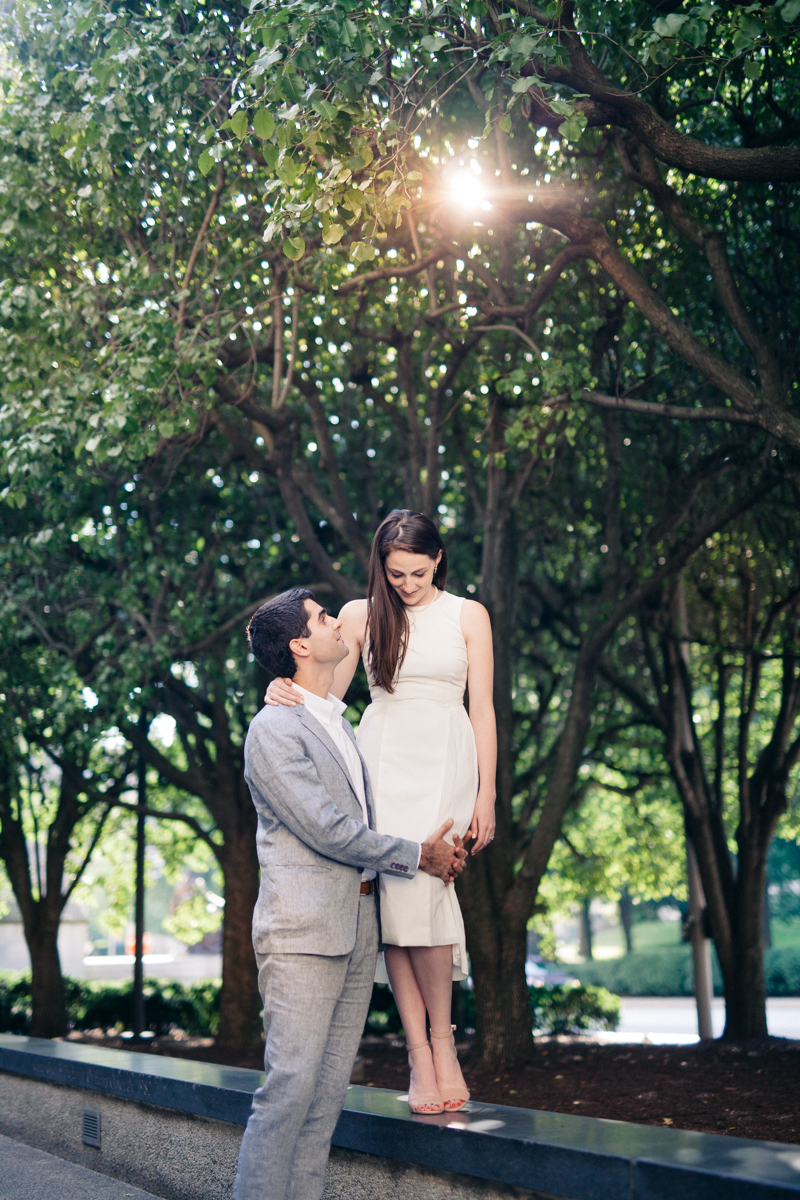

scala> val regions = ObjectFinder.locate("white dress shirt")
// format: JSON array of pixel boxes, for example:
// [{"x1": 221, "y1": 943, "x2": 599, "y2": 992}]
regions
[{"x1": 293, "y1": 686, "x2": 377, "y2": 882}]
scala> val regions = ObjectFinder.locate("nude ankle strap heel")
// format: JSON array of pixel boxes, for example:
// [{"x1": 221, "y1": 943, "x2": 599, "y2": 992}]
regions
[
  {"x1": 430, "y1": 1025, "x2": 470, "y2": 1112},
  {"x1": 406, "y1": 1040, "x2": 444, "y2": 1115}
]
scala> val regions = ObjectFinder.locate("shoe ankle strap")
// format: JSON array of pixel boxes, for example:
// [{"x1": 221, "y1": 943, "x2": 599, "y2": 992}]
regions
[
  {"x1": 406, "y1": 1039, "x2": 430, "y2": 1053},
  {"x1": 430, "y1": 1025, "x2": 457, "y2": 1039}
]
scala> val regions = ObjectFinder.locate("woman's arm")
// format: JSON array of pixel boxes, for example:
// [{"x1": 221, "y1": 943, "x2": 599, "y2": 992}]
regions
[
  {"x1": 329, "y1": 599, "x2": 368, "y2": 700},
  {"x1": 461, "y1": 599, "x2": 497, "y2": 854}
]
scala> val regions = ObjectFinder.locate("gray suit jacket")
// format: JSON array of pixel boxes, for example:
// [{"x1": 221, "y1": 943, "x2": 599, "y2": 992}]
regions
[{"x1": 244, "y1": 702, "x2": 420, "y2": 957}]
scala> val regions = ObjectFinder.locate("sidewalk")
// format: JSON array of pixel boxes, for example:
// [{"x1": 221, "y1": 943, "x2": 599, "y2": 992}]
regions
[
  {"x1": 590, "y1": 996, "x2": 800, "y2": 1045},
  {"x1": 0, "y1": 1134, "x2": 163, "y2": 1200}
]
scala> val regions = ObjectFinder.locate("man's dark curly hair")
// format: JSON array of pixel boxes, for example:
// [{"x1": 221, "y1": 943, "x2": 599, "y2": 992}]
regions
[{"x1": 246, "y1": 588, "x2": 315, "y2": 679}]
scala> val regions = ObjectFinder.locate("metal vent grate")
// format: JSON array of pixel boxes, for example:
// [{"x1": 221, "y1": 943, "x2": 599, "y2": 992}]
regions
[{"x1": 82, "y1": 1107, "x2": 101, "y2": 1148}]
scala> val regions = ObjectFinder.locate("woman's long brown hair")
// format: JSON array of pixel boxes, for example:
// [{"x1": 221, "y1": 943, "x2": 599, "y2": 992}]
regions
[{"x1": 366, "y1": 510, "x2": 448, "y2": 693}]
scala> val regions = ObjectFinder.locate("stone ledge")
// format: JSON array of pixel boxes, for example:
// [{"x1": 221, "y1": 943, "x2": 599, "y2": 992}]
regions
[{"x1": 2, "y1": 1033, "x2": 800, "y2": 1200}]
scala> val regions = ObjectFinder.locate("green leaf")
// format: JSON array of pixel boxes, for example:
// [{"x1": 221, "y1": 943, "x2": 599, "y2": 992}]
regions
[
  {"x1": 198, "y1": 150, "x2": 214, "y2": 177},
  {"x1": 312, "y1": 98, "x2": 339, "y2": 121},
  {"x1": 351, "y1": 241, "x2": 376, "y2": 264},
  {"x1": 279, "y1": 69, "x2": 305, "y2": 105},
  {"x1": 509, "y1": 33, "x2": 537, "y2": 56},
  {"x1": 229, "y1": 111, "x2": 248, "y2": 140},
  {"x1": 278, "y1": 157, "x2": 300, "y2": 186},
  {"x1": 511, "y1": 76, "x2": 533, "y2": 94},
  {"x1": 781, "y1": 0, "x2": 800, "y2": 21},
  {"x1": 420, "y1": 34, "x2": 448, "y2": 51},
  {"x1": 322, "y1": 223, "x2": 345, "y2": 245},
  {"x1": 253, "y1": 109, "x2": 275, "y2": 139},
  {"x1": 744, "y1": 60, "x2": 763, "y2": 80},
  {"x1": 282, "y1": 236, "x2": 305, "y2": 261},
  {"x1": 654, "y1": 13, "x2": 688, "y2": 36},
  {"x1": 558, "y1": 113, "x2": 587, "y2": 142},
  {"x1": 498, "y1": 114, "x2": 512, "y2": 133}
]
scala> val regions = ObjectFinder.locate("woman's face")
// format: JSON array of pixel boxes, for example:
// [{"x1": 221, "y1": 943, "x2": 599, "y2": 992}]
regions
[{"x1": 384, "y1": 548, "x2": 441, "y2": 606}]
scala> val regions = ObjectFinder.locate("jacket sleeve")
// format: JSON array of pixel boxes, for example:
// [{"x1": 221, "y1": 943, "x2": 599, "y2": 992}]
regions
[{"x1": 245, "y1": 726, "x2": 419, "y2": 878}]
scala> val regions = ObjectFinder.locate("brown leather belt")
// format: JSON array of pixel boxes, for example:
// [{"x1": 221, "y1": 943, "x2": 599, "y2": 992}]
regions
[{"x1": 360, "y1": 880, "x2": 374, "y2": 895}]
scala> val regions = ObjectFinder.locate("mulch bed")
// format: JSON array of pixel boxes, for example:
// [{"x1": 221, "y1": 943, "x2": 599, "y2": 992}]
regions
[{"x1": 61, "y1": 1030, "x2": 800, "y2": 1144}]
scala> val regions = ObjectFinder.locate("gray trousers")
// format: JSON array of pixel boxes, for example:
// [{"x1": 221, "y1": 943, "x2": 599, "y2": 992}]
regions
[{"x1": 233, "y1": 893, "x2": 378, "y2": 1200}]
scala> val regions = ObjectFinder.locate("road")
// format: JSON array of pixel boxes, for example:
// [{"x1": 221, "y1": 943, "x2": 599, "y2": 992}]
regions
[{"x1": 601, "y1": 997, "x2": 800, "y2": 1044}]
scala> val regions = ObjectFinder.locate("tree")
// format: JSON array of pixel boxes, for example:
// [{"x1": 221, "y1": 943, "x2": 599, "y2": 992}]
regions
[
  {"x1": 212, "y1": 0, "x2": 800, "y2": 447},
  {"x1": 605, "y1": 499, "x2": 800, "y2": 1037},
  {"x1": 0, "y1": 436, "x2": 310, "y2": 1046},
  {"x1": 538, "y1": 771, "x2": 686, "y2": 959},
  {"x1": 0, "y1": 644, "x2": 128, "y2": 1036}
]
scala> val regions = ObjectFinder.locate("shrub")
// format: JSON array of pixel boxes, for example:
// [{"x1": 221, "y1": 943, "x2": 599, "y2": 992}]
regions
[
  {"x1": 569, "y1": 946, "x2": 800, "y2": 997},
  {"x1": 532, "y1": 984, "x2": 620, "y2": 1036},
  {"x1": 570, "y1": 947, "x2": 721, "y2": 996},
  {"x1": 365, "y1": 983, "x2": 403, "y2": 1036},
  {"x1": 0, "y1": 972, "x2": 32, "y2": 1034},
  {"x1": 0, "y1": 972, "x2": 221, "y2": 1037},
  {"x1": 366, "y1": 979, "x2": 621, "y2": 1039},
  {"x1": 764, "y1": 948, "x2": 800, "y2": 996}
]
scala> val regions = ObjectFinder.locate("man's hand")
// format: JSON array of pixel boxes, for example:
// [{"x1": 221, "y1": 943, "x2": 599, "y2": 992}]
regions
[{"x1": 419, "y1": 819, "x2": 468, "y2": 884}]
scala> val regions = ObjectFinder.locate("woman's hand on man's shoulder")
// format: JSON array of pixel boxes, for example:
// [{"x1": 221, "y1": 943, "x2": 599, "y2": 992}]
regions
[{"x1": 265, "y1": 677, "x2": 303, "y2": 707}]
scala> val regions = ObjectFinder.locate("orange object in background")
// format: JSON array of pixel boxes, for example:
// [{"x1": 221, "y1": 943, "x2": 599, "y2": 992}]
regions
[{"x1": 124, "y1": 932, "x2": 152, "y2": 956}]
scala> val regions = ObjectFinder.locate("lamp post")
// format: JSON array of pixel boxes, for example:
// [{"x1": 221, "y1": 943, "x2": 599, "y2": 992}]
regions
[{"x1": 132, "y1": 713, "x2": 147, "y2": 1040}]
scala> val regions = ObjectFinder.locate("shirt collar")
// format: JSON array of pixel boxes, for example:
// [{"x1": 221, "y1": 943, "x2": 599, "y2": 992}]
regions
[{"x1": 293, "y1": 684, "x2": 347, "y2": 727}]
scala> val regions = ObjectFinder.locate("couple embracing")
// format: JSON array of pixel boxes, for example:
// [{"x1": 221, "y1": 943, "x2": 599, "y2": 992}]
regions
[{"x1": 234, "y1": 509, "x2": 497, "y2": 1200}]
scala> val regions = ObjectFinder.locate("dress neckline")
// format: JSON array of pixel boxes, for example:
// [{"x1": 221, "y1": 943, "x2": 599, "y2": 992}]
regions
[{"x1": 405, "y1": 588, "x2": 443, "y2": 613}]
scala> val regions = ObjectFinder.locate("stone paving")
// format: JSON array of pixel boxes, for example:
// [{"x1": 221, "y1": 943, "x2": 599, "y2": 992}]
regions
[{"x1": 0, "y1": 1134, "x2": 163, "y2": 1200}]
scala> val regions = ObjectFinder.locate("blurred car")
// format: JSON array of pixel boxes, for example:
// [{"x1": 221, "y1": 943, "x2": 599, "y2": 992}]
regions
[{"x1": 525, "y1": 956, "x2": 579, "y2": 988}]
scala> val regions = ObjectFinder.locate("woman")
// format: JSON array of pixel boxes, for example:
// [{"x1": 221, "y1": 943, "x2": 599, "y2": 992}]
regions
[{"x1": 267, "y1": 510, "x2": 496, "y2": 1114}]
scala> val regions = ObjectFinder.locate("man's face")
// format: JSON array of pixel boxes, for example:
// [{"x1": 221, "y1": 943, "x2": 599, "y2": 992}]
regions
[{"x1": 290, "y1": 600, "x2": 348, "y2": 668}]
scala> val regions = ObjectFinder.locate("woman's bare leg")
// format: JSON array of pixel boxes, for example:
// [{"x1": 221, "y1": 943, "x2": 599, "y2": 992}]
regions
[
  {"x1": 384, "y1": 945, "x2": 442, "y2": 1111},
  {"x1": 408, "y1": 947, "x2": 468, "y2": 1102},
  {"x1": 385, "y1": 945, "x2": 467, "y2": 1104}
]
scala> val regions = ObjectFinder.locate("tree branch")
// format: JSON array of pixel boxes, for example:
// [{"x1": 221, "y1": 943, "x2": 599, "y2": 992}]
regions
[{"x1": 175, "y1": 164, "x2": 225, "y2": 344}]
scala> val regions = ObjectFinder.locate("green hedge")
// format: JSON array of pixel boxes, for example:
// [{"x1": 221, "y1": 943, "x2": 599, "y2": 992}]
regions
[
  {"x1": 452, "y1": 981, "x2": 620, "y2": 1036},
  {"x1": 0, "y1": 972, "x2": 220, "y2": 1037},
  {"x1": 532, "y1": 984, "x2": 620, "y2": 1035},
  {"x1": 569, "y1": 946, "x2": 800, "y2": 997}
]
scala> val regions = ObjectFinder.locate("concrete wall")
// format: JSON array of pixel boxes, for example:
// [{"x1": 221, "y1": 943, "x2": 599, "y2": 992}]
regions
[{"x1": 0, "y1": 1070, "x2": 561, "y2": 1200}]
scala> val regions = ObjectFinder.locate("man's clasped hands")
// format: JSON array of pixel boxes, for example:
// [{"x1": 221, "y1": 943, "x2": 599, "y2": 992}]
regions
[{"x1": 419, "y1": 818, "x2": 470, "y2": 884}]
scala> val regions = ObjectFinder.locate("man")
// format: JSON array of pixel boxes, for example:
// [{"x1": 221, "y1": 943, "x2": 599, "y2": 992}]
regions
[{"x1": 233, "y1": 587, "x2": 466, "y2": 1200}]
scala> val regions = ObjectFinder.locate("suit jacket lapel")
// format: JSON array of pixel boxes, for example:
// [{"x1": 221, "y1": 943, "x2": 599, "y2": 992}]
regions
[{"x1": 298, "y1": 707, "x2": 363, "y2": 809}]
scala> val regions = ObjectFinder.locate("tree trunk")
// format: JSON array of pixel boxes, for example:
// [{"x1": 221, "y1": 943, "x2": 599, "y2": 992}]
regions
[
  {"x1": 459, "y1": 442, "x2": 537, "y2": 1066},
  {"x1": 619, "y1": 888, "x2": 634, "y2": 954},
  {"x1": 216, "y1": 811, "x2": 262, "y2": 1049},
  {"x1": 579, "y1": 898, "x2": 594, "y2": 961},
  {"x1": 460, "y1": 856, "x2": 532, "y2": 1066},
  {"x1": 27, "y1": 914, "x2": 67, "y2": 1038},
  {"x1": 763, "y1": 876, "x2": 772, "y2": 949},
  {"x1": 721, "y1": 845, "x2": 769, "y2": 1039}
]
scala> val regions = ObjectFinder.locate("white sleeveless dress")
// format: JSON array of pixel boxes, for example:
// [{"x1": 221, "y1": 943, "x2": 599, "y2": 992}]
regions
[{"x1": 356, "y1": 590, "x2": 478, "y2": 981}]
